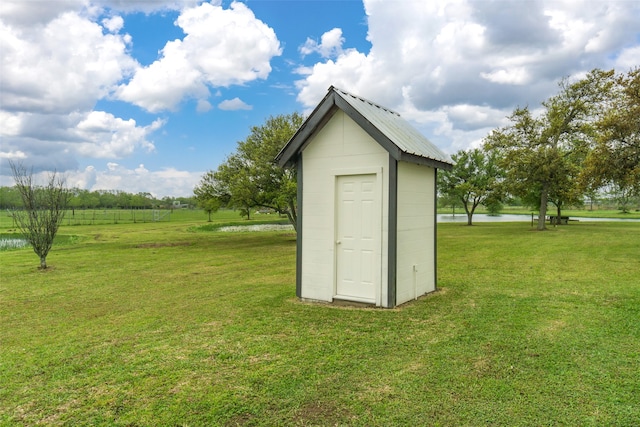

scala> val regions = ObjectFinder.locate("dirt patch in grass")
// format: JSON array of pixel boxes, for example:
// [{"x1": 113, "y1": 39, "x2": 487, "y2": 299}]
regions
[
  {"x1": 294, "y1": 401, "x2": 351, "y2": 426},
  {"x1": 225, "y1": 412, "x2": 256, "y2": 426},
  {"x1": 135, "y1": 242, "x2": 192, "y2": 249}
]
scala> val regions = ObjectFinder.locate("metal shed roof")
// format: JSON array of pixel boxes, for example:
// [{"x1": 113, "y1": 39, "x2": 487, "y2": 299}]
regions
[{"x1": 275, "y1": 86, "x2": 453, "y2": 170}]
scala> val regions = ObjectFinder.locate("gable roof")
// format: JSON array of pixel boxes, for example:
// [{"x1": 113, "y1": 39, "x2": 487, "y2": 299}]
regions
[{"x1": 275, "y1": 86, "x2": 453, "y2": 170}]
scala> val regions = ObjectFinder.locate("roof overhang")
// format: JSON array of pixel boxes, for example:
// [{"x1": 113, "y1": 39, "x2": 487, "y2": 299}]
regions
[{"x1": 275, "y1": 86, "x2": 454, "y2": 171}]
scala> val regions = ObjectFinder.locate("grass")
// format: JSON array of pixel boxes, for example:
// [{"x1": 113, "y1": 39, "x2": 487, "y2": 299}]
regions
[
  {"x1": 0, "y1": 208, "x2": 259, "y2": 229},
  {"x1": 0, "y1": 215, "x2": 638, "y2": 426}
]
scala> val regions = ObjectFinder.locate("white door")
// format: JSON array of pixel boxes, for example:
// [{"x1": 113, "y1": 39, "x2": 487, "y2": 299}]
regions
[{"x1": 335, "y1": 174, "x2": 379, "y2": 303}]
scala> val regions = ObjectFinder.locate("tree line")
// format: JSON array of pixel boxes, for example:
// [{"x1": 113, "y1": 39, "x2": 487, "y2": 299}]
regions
[{"x1": 0, "y1": 187, "x2": 195, "y2": 210}]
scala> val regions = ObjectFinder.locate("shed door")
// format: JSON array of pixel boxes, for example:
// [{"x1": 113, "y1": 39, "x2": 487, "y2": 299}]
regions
[{"x1": 335, "y1": 174, "x2": 379, "y2": 303}]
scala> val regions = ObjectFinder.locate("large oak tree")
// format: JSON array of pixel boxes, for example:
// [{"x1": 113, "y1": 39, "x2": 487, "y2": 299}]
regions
[
  {"x1": 582, "y1": 68, "x2": 640, "y2": 210},
  {"x1": 485, "y1": 69, "x2": 613, "y2": 230},
  {"x1": 438, "y1": 147, "x2": 503, "y2": 225}
]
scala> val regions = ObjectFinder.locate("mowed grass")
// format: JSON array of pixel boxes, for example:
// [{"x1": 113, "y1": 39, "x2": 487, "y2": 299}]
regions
[{"x1": 0, "y1": 217, "x2": 638, "y2": 426}]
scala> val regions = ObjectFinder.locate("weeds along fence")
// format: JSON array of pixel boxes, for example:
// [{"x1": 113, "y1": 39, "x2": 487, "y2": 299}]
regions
[{"x1": 2, "y1": 209, "x2": 172, "y2": 227}]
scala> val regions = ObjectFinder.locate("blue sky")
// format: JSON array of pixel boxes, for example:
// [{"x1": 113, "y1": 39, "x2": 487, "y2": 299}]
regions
[{"x1": 1, "y1": 0, "x2": 639, "y2": 197}]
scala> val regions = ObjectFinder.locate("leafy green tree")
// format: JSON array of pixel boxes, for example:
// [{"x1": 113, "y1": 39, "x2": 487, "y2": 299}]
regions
[
  {"x1": 213, "y1": 154, "x2": 257, "y2": 220},
  {"x1": 608, "y1": 184, "x2": 635, "y2": 213},
  {"x1": 582, "y1": 68, "x2": 640, "y2": 206},
  {"x1": 97, "y1": 190, "x2": 117, "y2": 208},
  {"x1": 116, "y1": 191, "x2": 132, "y2": 208},
  {"x1": 68, "y1": 189, "x2": 82, "y2": 211},
  {"x1": 193, "y1": 174, "x2": 221, "y2": 221},
  {"x1": 86, "y1": 191, "x2": 101, "y2": 208},
  {"x1": 199, "y1": 197, "x2": 220, "y2": 221},
  {"x1": 437, "y1": 192, "x2": 463, "y2": 216},
  {"x1": 484, "y1": 194, "x2": 504, "y2": 216},
  {"x1": 0, "y1": 186, "x2": 22, "y2": 209},
  {"x1": 438, "y1": 147, "x2": 503, "y2": 225},
  {"x1": 197, "y1": 113, "x2": 304, "y2": 229},
  {"x1": 486, "y1": 69, "x2": 613, "y2": 230},
  {"x1": 69, "y1": 189, "x2": 101, "y2": 209},
  {"x1": 131, "y1": 192, "x2": 154, "y2": 209},
  {"x1": 9, "y1": 161, "x2": 70, "y2": 269}
]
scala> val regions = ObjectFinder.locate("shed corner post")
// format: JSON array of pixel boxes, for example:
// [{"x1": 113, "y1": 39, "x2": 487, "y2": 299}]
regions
[
  {"x1": 295, "y1": 156, "x2": 303, "y2": 299},
  {"x1": 387, "y1": 156, "x2": 398, "y2": 308},
  {"x1": 433, "y1": 167, "x2": 438, "y2": 292}
]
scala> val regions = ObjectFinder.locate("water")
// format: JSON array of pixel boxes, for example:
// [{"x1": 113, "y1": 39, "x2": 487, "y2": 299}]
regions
[
  {"x1": 0, "y1": 238, "x2": 29, "y2": 250},
  {"x1": 437, "y1": 214, "x2": 640, "y2": 223},
  {"x1": 219, "y1": 224, "x2": 294, "y2": 232}
]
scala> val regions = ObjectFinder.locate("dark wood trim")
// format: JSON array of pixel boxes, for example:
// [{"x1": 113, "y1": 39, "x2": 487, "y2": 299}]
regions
[
  {"x1": 399, "y1": 152, "x2": 453, "y2": 171},
  {"x1": 296, "y1": 157, "x2": 303, "y2": 298},
  {"x1": 387, "y1": 156, "x2": 398, "y2": 308},
  {"x1": 433, "y1": 168, "x2": 438, "y2": 291},
  {"x1": 276, "y1": 93, "x2": 337, "y2": 168}
]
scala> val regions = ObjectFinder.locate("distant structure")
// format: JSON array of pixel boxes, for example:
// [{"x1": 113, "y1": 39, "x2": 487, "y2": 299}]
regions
[
  {"x1": 172, "y1": 201, "x2": 190, "y2": 209},
  {"x1": 276, "y1": 86, "x2": 453, "y2": 308}
]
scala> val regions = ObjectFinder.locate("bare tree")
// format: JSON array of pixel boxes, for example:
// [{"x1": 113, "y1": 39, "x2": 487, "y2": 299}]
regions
[{"x1": 9, "y1": 161, "x2": 70, "y2": 269}]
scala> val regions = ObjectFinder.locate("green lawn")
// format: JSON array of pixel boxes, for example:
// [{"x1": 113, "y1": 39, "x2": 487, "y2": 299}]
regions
[
  {"x1": 0, "y1": 208, "x2": 271, "y2": 229},
  {"x1": 1, "y1": 217, "x2": 638, "y2": 426}
]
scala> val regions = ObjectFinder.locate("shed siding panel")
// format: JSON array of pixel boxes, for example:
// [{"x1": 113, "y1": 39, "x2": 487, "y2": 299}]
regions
[
  {"x1": 301, "y1": 110, "x2": 389, "y2": 305},
  {"x1": 396, "y1": 161, "x2": 436, "y2": 306}
]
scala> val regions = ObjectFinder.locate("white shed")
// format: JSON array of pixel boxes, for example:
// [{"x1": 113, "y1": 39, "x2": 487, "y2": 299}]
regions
[{"x1": 276, "y1": 86, "x2": 453, "y2": 308}]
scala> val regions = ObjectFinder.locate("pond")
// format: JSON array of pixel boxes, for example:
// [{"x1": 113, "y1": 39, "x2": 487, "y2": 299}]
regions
[
  {"x1": 0, "y1": 237, "x2": 29, "y2": 251},
  {"x1": 219, "y1": 224, "x2": 294, "y2": 232}
]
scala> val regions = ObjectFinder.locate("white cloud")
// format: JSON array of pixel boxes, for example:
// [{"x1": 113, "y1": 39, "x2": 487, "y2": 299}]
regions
[
  {"x1": 68, "y1": 165, "x2": 98, "y2": 190},
  {"x1": 443, "y1": 104, "x2": 510, "y2": 131},
  {"x1": 196, "y1": 100, "x2": 213, "y2": 113},
  {"x1": 95, "y1": 0, "x2": 201, "y2": 14},
  {"x1": 102, "y1": 15, "x2": 123, "y2": 32},
  {"x1": 0, "y1": 110, "x2": 163, "y2": 173},
  {"x1": 1, "y1": 12, "x2": 137, "y2": 114},
  {"x1": 0, "y1": 1, "x2": 169, "y2": 175},
  {"x1": 116, "y1": 1, "x2": 281, "y2": 112},
  {"x1": 116, "y1": 38, "x2": 208, "y2": 113},
  {"x1": 74, "y1": 111, "x2": 162, "y2": 158},
  {"x1": 0, "y1": 0, "x2": 200, "y2": 27},
  {"x1": 0, "y1": 0, "x2": 88, "y2": 26},
  {"x1": 481, "y1": 68, "x2": 531, "y2": 85},
  {"x1": 0, "y1": 149, "x2": 27, "y2": 160},
  {"x1": 295, "y1": 50, "x2": 375, "y2": 111},
  {"x1": 218, "y1": 98, "x2": 252, "y2": 111},
  {"x1": 295, "y1": 0, "x2": 640, "y2": 154},
  {"x1": 68, "y1": 161, "x2": 204, "y2": 197},
  {"x1": 66, "y1": 162, "x2": 204, "y2": 197},
  {"x1": 300, "y1": 28, "x2": 345, "y2": 58},
  {"x1": 0, "y1": 0, "x2": 281, "y2": 183},
  {"x1": 615, "y1": 46, "x2": 640, "y2": 72},
  {"x1": 0, "y1": 110, "x2": 21, "y2": 136}
]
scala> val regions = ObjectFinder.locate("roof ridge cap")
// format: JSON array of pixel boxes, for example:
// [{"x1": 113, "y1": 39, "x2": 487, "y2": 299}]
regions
[{"x1": 329, "y1": 86, "x2": 400, "y2": 117}]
